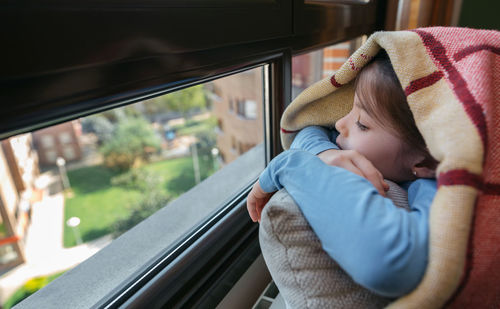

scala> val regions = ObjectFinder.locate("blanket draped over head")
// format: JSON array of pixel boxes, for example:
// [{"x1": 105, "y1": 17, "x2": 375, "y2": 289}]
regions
[{"x1": 280, "y1": 27, "x2": 500, "y2": 308}]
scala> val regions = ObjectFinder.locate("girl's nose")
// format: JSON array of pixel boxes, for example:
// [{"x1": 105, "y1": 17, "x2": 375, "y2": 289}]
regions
[{"x1": 335, "y1": 114, "x2": 348, "y2": 136}]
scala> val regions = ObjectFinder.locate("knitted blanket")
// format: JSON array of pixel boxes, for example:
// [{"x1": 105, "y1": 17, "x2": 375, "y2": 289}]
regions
[{"x1": 280, "y1": 27, "x2": 500, "y2": 308}]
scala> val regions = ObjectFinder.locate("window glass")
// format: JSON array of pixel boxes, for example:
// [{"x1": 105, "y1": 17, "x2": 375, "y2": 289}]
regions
[
  {"x1": 59, "y1": 132, "x2": 72, "y2": 144},
  {"x1": 291, "y1": 37, "x2": 365, "y2": 100},
  {"x1": 0, "y1": 244, "x2": 19, "y2": 265},
  {"x1": 0, "y1": 66, "x2": 266, "y2": 305},
  {"x1": 40, "y1": 135, "x2": 55, "y2": 148}
]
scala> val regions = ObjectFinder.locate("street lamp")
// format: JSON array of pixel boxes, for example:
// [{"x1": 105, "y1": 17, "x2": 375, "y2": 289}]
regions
[
  {"x1": 56, "y1": 157, "x2": 71, "y2": 190},
  {"x1": 211, "y1": 147, "x2": 219, "y2": 171},
  {"x1": 191, "y1": 142, "x2": 201, "y2": 185},
  {"x1": 66, "y1": 216, "x2": 83, "y2": 245}
]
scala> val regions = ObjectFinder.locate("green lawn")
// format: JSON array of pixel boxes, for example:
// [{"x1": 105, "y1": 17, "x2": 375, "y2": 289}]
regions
[
  {"x1": 173, "y1": 117, "x2": 217, "y2": 136},
  {"x1": 64, "y1": 166, "x2": 140, "y2": 247},
  {"x1": 63, "y1": 156, "x2": 213, "y2": 247}
]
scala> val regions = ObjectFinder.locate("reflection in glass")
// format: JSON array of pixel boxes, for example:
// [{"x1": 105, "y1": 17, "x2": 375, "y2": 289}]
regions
[{"x1": 292, "y1": 37, "x2": 364, "y2": 100}]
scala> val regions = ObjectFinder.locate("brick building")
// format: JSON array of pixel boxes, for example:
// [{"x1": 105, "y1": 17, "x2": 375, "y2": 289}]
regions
[
  {"x1": 0, "y1": 134, "x2": 40, "y2": 270},
  {"x1": 32, "y1": 121, "x2": 83, "y2": 166},
  {"x1": 211, "y1": 68, "x2": 264, "y2": 164}
]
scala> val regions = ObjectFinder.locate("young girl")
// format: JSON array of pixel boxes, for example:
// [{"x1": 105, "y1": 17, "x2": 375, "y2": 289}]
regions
[{"x1": 247, "y1": 51, "x2": 438, "y2": 298}]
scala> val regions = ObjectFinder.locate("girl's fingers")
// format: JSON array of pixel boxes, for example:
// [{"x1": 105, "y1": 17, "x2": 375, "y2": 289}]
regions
[
  {"x1": 340, "y1": 161, "x2": 365, "y2": 179},
  {"x1": 350, "y1": 154, "x2": 387, "y2": 196},
  {"x1": 247, "y1": 195, "x2": 258, "y2": 222},
  {"x1": 247, "y1": 181, "x2": 273, "y2": 222}
]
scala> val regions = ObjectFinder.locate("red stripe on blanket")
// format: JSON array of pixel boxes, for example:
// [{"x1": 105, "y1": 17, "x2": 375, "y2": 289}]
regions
[
  {"x1": 405, "y1": 71, "x2": 444, "y2": 96},
  {"x1": 330, "y1": 74, "x2": 343, "y2": 88},
  {"x1": 453, "y1": 44, "x2": 500, "y2": 62},
  {"x1": 348, "y1": 58, "x2": 360, "y2": 71},
  {"x1": 438, "y1": 169, "x2": 483, "y2": 190},
  {"x1": 281, "y1": 128, "x2": 299, "y2": 134},
  {"x1": 360, "y1": 53, "x2": 371, "y2": 60},
  {"x1": 482, "y1": 182, "x2": 500, "y2": 195},
  {"x1": 438, "y1": 170, "x2": 500, "y2": 195},
  {"x1": 412, "y1": 30, "x2": 488, "y2": 149}
]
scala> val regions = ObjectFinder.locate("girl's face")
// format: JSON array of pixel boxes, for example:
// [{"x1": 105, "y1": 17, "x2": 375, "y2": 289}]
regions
[{"x1": 335, "y1": 93, "x2": 410, "y2": 182}]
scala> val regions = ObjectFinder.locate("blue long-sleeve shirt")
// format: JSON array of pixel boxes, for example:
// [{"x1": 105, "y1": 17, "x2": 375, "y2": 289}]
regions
[{"x1": 259, "y1": 126, "x2": 436, "y2": 297}]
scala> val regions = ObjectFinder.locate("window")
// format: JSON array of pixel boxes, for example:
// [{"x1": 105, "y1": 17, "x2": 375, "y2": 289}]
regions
[
  {"x1": 40, "y1": 135, "x2": 55, "y2": 149},
  {"x1": 0, "y1": 244, "x2": 19, "y2": 265},
  {"x1": 292, "y1": 37, "x2": 365, "y2": 100},
  {"x1": 63, "y1": 147, "x2": 76, "y2": 160},
  {"x1": 217, "y1": 118, "x2": 224, "y2": 132},
  {"x1": 236, "y1": 99, "x2": 258, "y2": 119},
  {"x1": 244, "y1": 100, "x2": 258, "y2": 119},
  {"x1": 58, "y1": 132, "x2": 72, "y2": 144},
  {"x1": 1, "y1": 1, "x2": 382, "y2": 307},
  {"x1": 0, "y1": 66, "x2": 266, "y2": 306},
  {"x1": 45, "y1": 150, "x2": 57, "y2": 163}
]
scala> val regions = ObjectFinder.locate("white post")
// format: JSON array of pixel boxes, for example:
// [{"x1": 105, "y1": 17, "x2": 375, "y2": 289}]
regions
[
  {"x1": 211, "y1": 147, "x2": 219, "y2": 172},
  {"x1": 67, "y1": 217, "x2": 83, "y2": 245},
  {"x1": 56, "y1": 157, "x2": 71, "y2": 190},
  {"x1": 191, "y1": 142, "x2": 201, "y2": 184}
]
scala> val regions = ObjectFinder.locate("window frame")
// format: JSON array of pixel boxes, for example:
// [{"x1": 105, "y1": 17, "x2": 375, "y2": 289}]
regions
[{"x1": 2, "y1": 1, "x2": 386, "y2": 307}]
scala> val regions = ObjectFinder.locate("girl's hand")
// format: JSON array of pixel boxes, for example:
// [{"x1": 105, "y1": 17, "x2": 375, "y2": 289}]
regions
[
  {"x1": 318, "y1": 149, "x2": 389, "y2": 196},
  {"x1": 247, "y1": 180, "x2": 274, "y2": 222}
]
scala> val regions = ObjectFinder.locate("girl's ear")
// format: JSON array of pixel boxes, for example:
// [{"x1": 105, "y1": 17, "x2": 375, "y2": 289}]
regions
[
  {"x1": 412, "y1": 156, "x2": 438, "y2": 179},
  {"x1": 414, "y1": 166, "x2": 436, "y2": 178}
]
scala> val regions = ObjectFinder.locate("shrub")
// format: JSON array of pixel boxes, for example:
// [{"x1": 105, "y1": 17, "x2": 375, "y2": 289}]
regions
[
  {"x1": 4, "y1": 272, "x2": 65, "y2": 308},
  {"x1": 111, "y1": 169, "x2": 169, "y2": 236}
]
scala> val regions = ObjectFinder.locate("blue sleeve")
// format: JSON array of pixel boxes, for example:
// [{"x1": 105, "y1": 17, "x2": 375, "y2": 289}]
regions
[
  {"x1": 259, "y1": 150, "x2": 435, "y2": 297},
  {"x1": 290, "y1": 126, "x2": 339, "y2": 155}
]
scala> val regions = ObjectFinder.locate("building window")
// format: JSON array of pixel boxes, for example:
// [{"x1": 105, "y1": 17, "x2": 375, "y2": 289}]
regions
[
  {"x1": 217, "y1": 118, "x2": 224, "y2": 131},
  {"x1": 235, "y1": 99, "x2": 257, "y2": 120},
  {"x1": 236, "y1": 99, "x2": 244, "y2": 117},
  {"x1": 243, "y1": 100, "x2": 257, "y2": 119},
  {"x1": 0, "y1": 244, "x2": 19, "y2": 265},
  {"x1": 40, "y1": 135, "x2": 55, "y2": 148},
  {"x1": 59, "y1": 132, "x2": 72, "y2": 144},
  {"x1": 45, "y1": 150, "x2": 57, "y2": 163},
  {"x1": 63, "y1": 147, "x2": 76, "y2": 160}
]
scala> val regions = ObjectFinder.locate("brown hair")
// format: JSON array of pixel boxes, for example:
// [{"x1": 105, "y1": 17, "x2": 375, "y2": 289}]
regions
[{"x1": 354, "y1": 50, "x2": 437, "y2": 168}]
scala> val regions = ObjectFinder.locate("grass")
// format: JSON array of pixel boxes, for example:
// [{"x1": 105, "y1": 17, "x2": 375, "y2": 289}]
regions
[
  {"x1": 63, "y1": 166, "x2": 141, "y2": 247},
  {"x1": 173, "y1": 117, "x2": 217, "y2": 136},
  {"x1": 63, "y1": 156, "x2": 213, "y2": 247}
]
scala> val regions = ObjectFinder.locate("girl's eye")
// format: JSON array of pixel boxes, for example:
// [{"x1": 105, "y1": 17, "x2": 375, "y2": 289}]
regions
[{"x1": 356, "y1": 120, "x2": 368, "y2": 131}]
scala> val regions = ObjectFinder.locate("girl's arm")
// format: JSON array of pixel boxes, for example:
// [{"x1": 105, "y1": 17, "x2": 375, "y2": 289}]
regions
[
  {"x1": 259, "y1": 149, "x2": 435, "y2": 298},
  {"x1": 290, "y1": 125, "x2": 339, "y2": 154}
]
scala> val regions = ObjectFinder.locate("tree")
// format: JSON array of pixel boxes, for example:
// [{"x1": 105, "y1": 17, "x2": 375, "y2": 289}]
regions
[
  {"x1": 112, "y1": 190, "x2": 169, "y2": 237},
  {"x1": 100, "y1": 117, "x2": 161, "y2": 171},
  {"x1": 111, "y1": 169, "x2": 169, "y2": 237},
  {"x1": 81, "y1": 115, "x2": 114, "y2": 144},
  {"x1": 144, "y1": 85, "x2": 208, "y2": 119}
]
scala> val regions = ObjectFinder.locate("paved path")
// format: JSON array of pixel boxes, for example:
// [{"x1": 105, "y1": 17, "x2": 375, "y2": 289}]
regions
[{"x1": 0, "y1": 175, "x2": 112, "y2": 303}]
